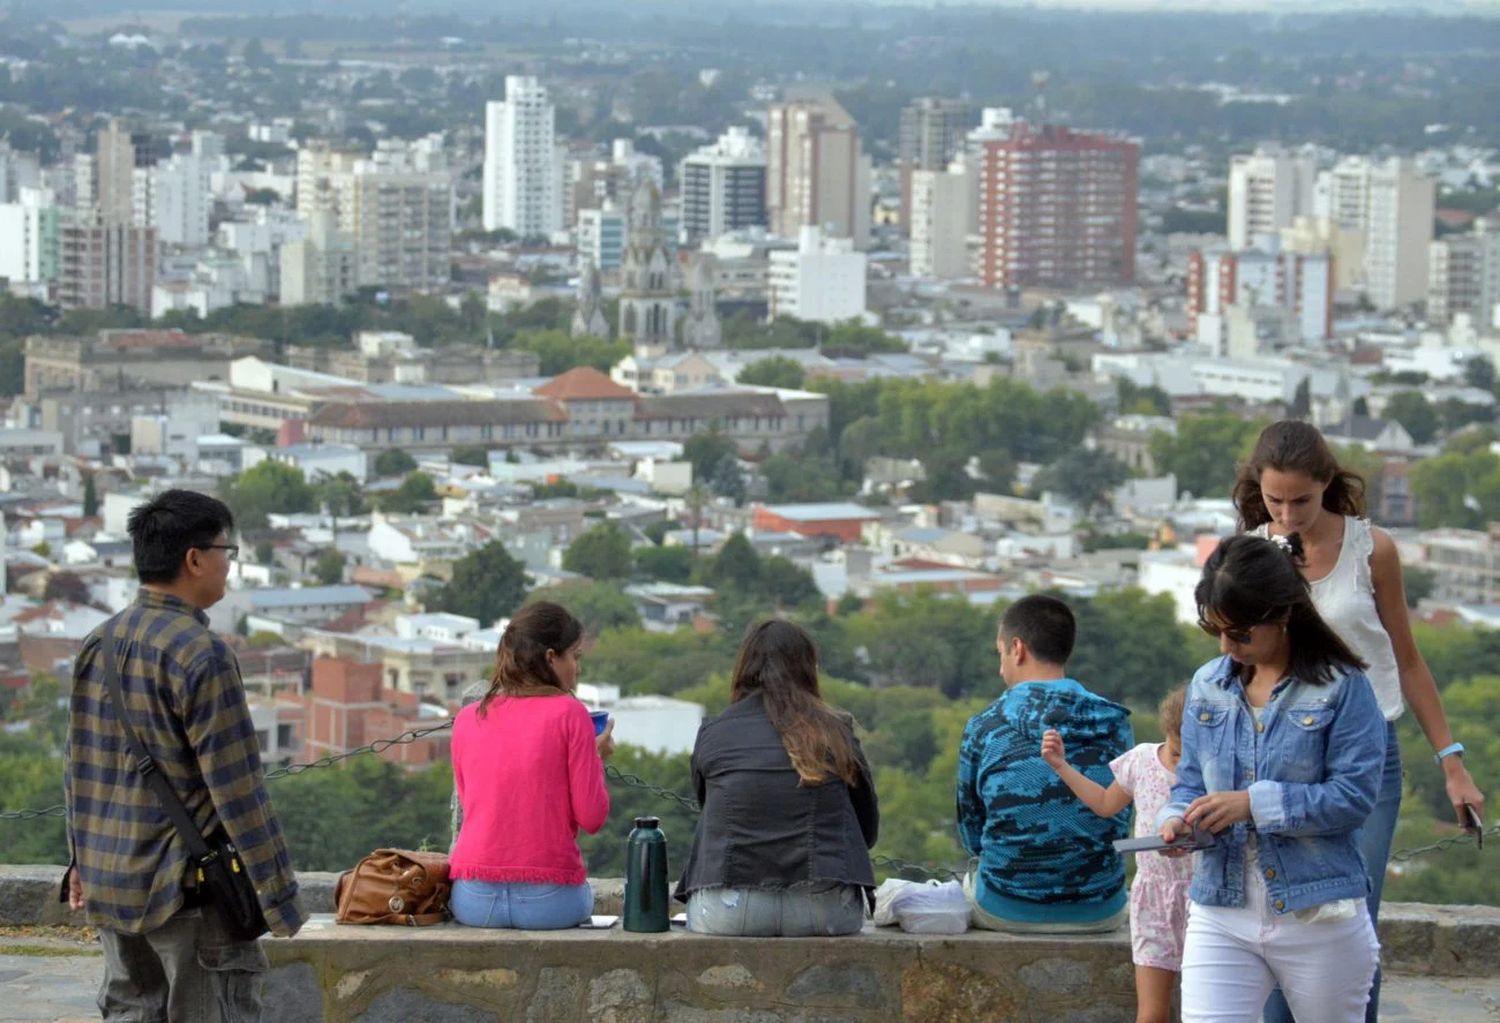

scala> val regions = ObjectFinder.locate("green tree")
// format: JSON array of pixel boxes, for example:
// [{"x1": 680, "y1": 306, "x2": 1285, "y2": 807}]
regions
[
  {"x1": 738, "y1": 356, "x2": 806, "y2": 389},
  {"x1": 563, "y1": 523, "x2": 633, "y2": 581},
  {"x1": 759, "y1": 556, "x2": 822, "y2": 610},
  {"x1": 843, "y1": 590, "x2": 997, "y2": 698},
  {"x1": 513, "y1": 328, "x2": 629, "y2": 375},
  {"x1": 1384, "y1": 390, "x2": 1439, "y2": 445},
  {"x1": 581, "y1": 628, "x2": 733, "y2": 695},
  {"x1": 709, "y1": 453, "x2": 746, "y2": 504},
  {"x1": 1149, "y1": 411, "x2": 1268, "y2": 499},
  {"x1": 1409, "y1": 450, "x2": 1500, "y2": 528},
  {"x1": 451, "y1": 445, "x2": 490, "y2": 467},
  {"x1": 82, "y1": 475, "x2": 99, "y2": 518},
  {"x1": 695, "y1": 532, "x2": 761, "y2": 593},
  {"x1": 528, "y1": 581, "x2": 641, "y2": 634},
  {"x1": 1404, "y1": 567, "x2": 1437, "y2": 608},
  {"x1": 1067, "y1": 588, "x2": 1216, "y2": 706},
  {"x1": 823, "y1": 322, "x2": 908, "y2": 356},
  {"x1": 221, "y1": 461, "x2": 315, "y2": 531},
  {"x1": 683, "y1": 429, "x2": 737, "y2": 483},
  {"x1": 1465, "y1": 355, "x2": 1496, "y2": 393},
  {"x1": 633, "y1": 543, "x2": 695, "y2": 583},
  {"x1": 1117, "y1": 378, "x2": 1172, "y2": 417},
  {"x1": 374, "y1": 449, "x2": 418, "y2": 477},
  {"x1": 313, "y1": 549, "x2": 347, "y2": 585},
  {"x1": 313, "y1": 472, "x2": 367, "y2": 521},
  {"x1": 378, "y1": 472, "x2": 438, "y2": 514},
  {"x1": 433, "y1": 542, "x2": 530, "y2": 625},
  {"x1": 1032, "y1": 448, "x2": 1129, "y2": 512}
]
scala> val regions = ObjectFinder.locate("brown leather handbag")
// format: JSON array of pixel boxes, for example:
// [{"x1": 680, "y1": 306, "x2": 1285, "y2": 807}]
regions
[{"x1": 334, "y1": 849, "x2": 452, "y2": 926}]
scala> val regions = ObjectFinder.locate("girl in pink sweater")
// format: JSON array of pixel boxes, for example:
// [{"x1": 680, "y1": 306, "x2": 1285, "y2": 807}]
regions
[{"x1": 449, "y1": 602, "x2": 615, "y2": 929}]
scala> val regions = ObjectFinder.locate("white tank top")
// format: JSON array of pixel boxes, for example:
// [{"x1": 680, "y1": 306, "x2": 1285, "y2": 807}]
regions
[{"x1": 1253, "y1": 517, "x2": 1403, "y2": 721}]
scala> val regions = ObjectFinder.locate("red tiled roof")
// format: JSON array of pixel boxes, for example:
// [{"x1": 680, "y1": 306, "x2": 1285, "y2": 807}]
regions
[{"x1": 533, "y1": 367, "x2": 637, "y2": 402}]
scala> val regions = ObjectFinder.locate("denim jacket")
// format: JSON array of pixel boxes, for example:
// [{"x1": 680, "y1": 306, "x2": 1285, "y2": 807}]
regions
[{"x1": 1156, "y1": 655, "x2": 1386, "y2": 915}]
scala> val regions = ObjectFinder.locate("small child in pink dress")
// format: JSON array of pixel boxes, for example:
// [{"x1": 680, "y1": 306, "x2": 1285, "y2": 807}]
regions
[{"x1": 1043, "y1": 687, "x2": 1192, "y2": 1023}]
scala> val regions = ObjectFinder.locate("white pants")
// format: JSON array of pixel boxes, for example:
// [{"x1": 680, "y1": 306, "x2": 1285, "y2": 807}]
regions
[{"x1": 1180, "y1": 870, "x2": 1378, "y2": 1023}]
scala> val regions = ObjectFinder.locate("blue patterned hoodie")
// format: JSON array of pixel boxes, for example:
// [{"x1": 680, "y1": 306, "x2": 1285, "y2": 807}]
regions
[{"x1": 957, "y1": 678, "x2": 1133, "y2": 923}]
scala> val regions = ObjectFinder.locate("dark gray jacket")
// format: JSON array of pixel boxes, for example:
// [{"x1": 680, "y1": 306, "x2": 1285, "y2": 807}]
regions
[{"x1": 673, "y1": 692, "x2": 879, "y2": 903}]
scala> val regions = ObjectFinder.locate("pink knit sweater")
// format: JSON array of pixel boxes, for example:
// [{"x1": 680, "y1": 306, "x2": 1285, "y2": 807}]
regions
[{"x1": 449, "y1": 694, "x2": 610, "y2": 885}]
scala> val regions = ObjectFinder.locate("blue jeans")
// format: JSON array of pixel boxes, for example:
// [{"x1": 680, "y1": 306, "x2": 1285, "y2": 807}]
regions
[
  {"x1": 1264, "y1": 721, "x2": 1400, "y2": 1023},
  {"x1": 686, "y1": 884, "x2": 865, "y2": 937},
  {"x1": 450, "y1": 879, "x2": 592, "y2": 930}
]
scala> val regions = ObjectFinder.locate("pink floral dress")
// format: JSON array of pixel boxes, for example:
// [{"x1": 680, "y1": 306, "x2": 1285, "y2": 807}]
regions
[{"x1": 1111, "y1": 742, "x2": 1195, "y2": 971}]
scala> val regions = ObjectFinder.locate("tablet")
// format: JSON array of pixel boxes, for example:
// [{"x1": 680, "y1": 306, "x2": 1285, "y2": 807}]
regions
[{"x1": 1115, "y1": 831, "x2": 1216, "y2": 854}]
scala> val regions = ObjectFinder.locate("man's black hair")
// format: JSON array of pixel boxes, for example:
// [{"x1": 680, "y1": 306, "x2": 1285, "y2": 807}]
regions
[
  {"x1": 999, "y1": 594, "x2": 1076, "y2": 666},
  {"x1": 126, "y1": 489, "x2": 235, "y2": 584}
]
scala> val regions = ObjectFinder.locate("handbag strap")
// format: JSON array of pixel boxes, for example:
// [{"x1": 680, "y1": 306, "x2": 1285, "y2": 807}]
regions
[{"x1": 99, "y1": 624, "x2": 216, "y2": 864}]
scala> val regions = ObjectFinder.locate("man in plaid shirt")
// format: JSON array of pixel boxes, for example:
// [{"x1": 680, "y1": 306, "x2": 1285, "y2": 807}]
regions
[{"x1": 63, "y1": 490, "x2": 304, "y2": 1021}]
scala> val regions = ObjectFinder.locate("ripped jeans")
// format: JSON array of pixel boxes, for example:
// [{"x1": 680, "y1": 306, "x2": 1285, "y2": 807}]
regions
[{"x1": 686, "y1": 882, "x2": 865, "y2": 937}]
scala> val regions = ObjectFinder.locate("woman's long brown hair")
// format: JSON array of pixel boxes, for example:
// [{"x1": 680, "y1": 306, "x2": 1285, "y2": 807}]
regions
[
  {"x1": 478, "y1": 601, "x2": 582, "y2": 716},
  {"x1": 1232, "y1": 420, "x2": 1366, "y2": 530},
  {"x1": 729, "y1": 620, "x2": 864, "y2": 788}
]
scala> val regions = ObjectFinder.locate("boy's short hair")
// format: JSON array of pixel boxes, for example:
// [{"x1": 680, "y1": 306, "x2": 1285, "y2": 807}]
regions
[
  {"x1": 999, "y1": 595, "x2": 1075, "y2": 666},
  {"x1": 126, "y1": 489, "x2": 235, "y2": 584}
]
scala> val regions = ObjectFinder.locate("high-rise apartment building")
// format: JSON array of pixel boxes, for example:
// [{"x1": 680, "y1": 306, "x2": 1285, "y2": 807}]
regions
[
  {"x1": 95, "y1": 120, "x2": 136, "y2": 225},
  {"x1": 898, "y1": 97, "x2": 969, "y2": 235},
  {"x1": 768, "y1": 225, "x2": 866, "y2": 324},
  {"x1": 1227, "y1": 144, "x2": 1318, "y2": 251},
  {"x1": 483, "y1": 76, "x2": 561, "y2": 237},
  {"x1": 909, "y1": 162, "x2": 972, "y2": 280},
  {"x1": 280, "y1": 211, "x2": 358, "y2": 307},
  {"x1": 57, "y1": 219, "x2": 156, "y2": 313},
  {"x1": 294, "y1": 141, "x2": 452, "y2": 291},
  {"x1": 678, "y1": 127, "x2": 767, "y2": 245},
  {"x1": 1429, "y1": 217, "x2": 1500, "y2": 328},
  {"x1": 0, "y1": 187, "x2": 61, "y2": 286},
  {"x1": 141, "y1": 154, "x2": 211, "y2": 247},
  {"x1": 1316, "y1": 156, "x2": 1434, "y2": 310},
  {"x1": 974, "y1": 121, "x2": 1139, "y2": 290},
  {"x1": 1187, "y1": 240, "x2": 1333, "y2": 352},
  {"x1": 767, "y1": 96, "x2": 871, "y2": 249}
]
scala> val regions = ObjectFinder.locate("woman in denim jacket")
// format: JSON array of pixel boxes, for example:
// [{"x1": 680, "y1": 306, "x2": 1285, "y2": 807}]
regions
[{"x1": 1158, "y1": 534, "x2": 1387, "y2": 1023}]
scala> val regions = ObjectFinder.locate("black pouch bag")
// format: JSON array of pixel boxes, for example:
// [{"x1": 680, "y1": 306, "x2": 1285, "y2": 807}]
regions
[{"x1": 100, "y1": 627, "x2": 270, "y2": 942}]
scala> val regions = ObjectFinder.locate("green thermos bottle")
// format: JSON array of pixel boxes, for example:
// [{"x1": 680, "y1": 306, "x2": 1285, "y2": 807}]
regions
[{"x1": 623, "y1": 816, "x2": 669, "y2": 933}]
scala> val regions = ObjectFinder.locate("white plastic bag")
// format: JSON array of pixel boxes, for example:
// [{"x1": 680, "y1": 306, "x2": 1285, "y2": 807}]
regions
[
  {"x1": 872, "y1": 878, "x2": 917, "y2": 926},
  {"x1": 889, "y1": 879, "x2": 970, "y2": 935}
]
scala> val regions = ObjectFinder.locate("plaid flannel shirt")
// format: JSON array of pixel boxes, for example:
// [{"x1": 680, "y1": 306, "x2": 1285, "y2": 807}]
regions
[{"x1": 63, "y1": 589, "x2": 304, "y2": 936}]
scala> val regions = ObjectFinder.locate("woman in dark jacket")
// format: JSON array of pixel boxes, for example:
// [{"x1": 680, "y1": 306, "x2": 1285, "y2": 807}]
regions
[{"x1": 674, "y1": 619, "x2": 879, "y2": 936}]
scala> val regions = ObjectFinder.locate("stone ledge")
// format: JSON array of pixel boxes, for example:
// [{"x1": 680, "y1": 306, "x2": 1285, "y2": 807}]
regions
[{"x1": 264, "y1": 917, "x2": 1141, "y2": 1023}]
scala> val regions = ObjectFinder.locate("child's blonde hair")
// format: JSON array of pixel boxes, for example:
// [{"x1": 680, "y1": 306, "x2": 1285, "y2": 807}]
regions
[{"x1": 1158, "y1": 686, "x2": 1187, "y2": 741}]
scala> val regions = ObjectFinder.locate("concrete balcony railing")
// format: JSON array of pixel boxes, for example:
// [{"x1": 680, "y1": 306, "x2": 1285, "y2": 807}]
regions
[{"x1": 4, "y1": 864, "x2": 1498, "y2": 1023}]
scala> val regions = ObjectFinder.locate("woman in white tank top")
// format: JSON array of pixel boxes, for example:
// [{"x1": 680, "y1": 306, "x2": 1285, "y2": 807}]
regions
[
  {"x1": 1233, "y1": 420, "x2": 1486, "y2": 1023},
  {"x1": 1230, "y1": 417, "x2": 1488, "y2": 1020}
]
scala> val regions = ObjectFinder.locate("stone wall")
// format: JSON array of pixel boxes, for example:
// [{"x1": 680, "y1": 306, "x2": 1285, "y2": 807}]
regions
[
  {"x1": 5, "y1": 865, "x2": 1499, "y2": 1022},
  {"x1": 261, "y1": 923, "x2": 1141, "y2": 1023}
]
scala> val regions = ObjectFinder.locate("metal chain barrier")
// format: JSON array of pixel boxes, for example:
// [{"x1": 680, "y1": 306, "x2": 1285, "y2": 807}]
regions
[
  {"x1": 263, "y1": 720, "x2": 457, "y2": 780},
  {"x1": 1388, "y1": 821, "x2": 1499, "y2": 863}
]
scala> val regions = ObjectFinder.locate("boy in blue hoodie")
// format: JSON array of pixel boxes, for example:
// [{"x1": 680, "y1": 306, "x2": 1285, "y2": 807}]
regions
[{"x1": 957, "y1": 594, "x2": 1133, "y2": 932}]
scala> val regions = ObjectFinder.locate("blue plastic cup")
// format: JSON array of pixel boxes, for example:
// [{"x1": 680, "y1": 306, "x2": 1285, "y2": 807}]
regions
[{"x1": 590, "y1": 711, "x2": 610, "y2": 736}]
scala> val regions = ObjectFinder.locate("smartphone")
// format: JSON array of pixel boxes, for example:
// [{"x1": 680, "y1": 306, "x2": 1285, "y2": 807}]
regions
[
  {"x1": 1115, "y1": 830, "x2": 1217, "y2": 855},
  {"x1": 1463, "y1": 803, "x2": 1483, "y2": 850}
]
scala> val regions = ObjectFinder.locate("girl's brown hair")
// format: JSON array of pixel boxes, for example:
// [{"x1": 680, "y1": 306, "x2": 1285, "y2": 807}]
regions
[
  {"x1": 729, "y1": 619, "x2": 864, "y2": 788},
  {"x1": 478, "y1": 601, "x2": 583, "y2": 716},
  {"x1": 1231, "y1": 420, "x2": 1366, "y2": 531},
  {"x1": 1157, "y1": 686, "x2": 1187, "y2": 741}
]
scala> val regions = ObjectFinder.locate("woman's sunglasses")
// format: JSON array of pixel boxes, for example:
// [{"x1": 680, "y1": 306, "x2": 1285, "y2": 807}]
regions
[{"x1": 1197, "y1": 620, "x2": 1256, "y2": 645}]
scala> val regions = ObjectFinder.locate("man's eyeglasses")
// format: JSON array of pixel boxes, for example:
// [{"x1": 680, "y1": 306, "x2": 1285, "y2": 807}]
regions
[
  {"x1": 1197, "y1": 619, "x2": 1256, "y2": 646},
  {"x1": 197, "y1": 543, "x2": 240, "y2": 562}
]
